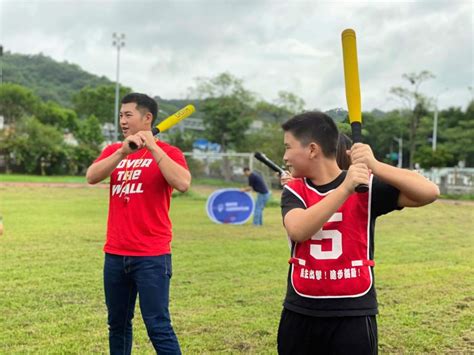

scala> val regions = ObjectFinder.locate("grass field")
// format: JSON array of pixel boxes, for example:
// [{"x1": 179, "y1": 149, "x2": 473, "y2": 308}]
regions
[
  {"x1": 0, "y1": 174, "x2": 243, "y2": 188},
  {"x1": 0, "y1": 183, "x2": 473, "y2": 353}
]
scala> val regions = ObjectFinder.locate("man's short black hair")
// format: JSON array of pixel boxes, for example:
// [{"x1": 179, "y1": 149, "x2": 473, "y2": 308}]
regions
[
  {"x1": 243, "y1": 167, "x2": 250, "y2": 172},
  {"x1": 121, "y1": 93, "x2": 158, "y2": 120},
  {"x1": 281, "y1": 111, "x2": 339, "y2": 157}
]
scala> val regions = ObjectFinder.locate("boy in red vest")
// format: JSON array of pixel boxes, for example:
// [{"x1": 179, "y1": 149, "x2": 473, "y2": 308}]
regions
[{"x1": 278, "y1": 111, "x2": 439, "y2": 354}]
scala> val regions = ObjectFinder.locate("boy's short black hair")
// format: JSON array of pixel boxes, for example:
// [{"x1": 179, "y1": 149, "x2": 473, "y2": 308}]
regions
[
  {"x1": 243, "y1": 167, "x2": 250, "y2": 172},
  {"x1": 281, "y1": 111, "x2": 339, "y2": 157},
  {"x1": 121, "y1": 93, "x2": 158, "y2": 120}
]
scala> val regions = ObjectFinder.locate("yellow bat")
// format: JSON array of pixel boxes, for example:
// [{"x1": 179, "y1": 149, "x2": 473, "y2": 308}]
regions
[
  {"x1": 152, "y1": 104, "x2": 195, "y2": 135},
  {"x1": 129, "y1": 104, "x2": 195, "y2": 149},
  {"x1": 341, "y1": 28, "x2": 368, "y2": 192},
  {"x1": 342, "y1": 29, "x2": 362, "y2": 128}
]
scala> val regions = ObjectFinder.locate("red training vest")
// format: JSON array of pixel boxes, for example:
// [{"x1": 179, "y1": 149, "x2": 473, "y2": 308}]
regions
[{"x1": 285, "y1": 176, "x2": 374, "y2": 298}]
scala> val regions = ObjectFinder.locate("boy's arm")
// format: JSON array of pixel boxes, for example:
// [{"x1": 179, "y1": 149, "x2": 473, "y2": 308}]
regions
[
  {"x1": 284, "y1": 163, "x2": 369, "y2": 243},
  {"x1": 350, "y1": 143, "x2": 440, "y2": 207}
]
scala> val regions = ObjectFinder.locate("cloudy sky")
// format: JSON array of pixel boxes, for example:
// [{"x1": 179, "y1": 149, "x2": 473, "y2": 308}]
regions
[{"x1": 1, "y1": 0, "x2": 472, "y2": 111}]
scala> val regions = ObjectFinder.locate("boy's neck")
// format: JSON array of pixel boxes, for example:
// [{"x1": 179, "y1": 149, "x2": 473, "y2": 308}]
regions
[{"x1": 307, "y1": 158, "x2": 342, "y2": 186}]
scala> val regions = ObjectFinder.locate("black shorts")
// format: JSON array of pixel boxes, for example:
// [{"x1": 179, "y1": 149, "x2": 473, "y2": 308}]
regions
[{"x1": 277, "y1": 308, "x2": 378, "y2": 355}]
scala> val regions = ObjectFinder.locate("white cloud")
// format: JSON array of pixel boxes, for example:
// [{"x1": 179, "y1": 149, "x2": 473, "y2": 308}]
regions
[{"x1": 0, "y1": 0, "x2": 472, "y2": 111}]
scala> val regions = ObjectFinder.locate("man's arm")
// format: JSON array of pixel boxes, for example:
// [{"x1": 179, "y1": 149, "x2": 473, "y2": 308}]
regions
[
  {"x1": 86, "y1": 135, "x2": 143, "y2": 184},
  {"x1": 350, "y1": 143, "x2": 440, "y2": 207},
  {"x1": 136, "y1": 131, "x2": 191, "y2": 193},
  {"x1": 86, "y1": 149, "x2": 126, "y2": 184},
  {"x1": 284, "y1": 163, "x2": 369, "y2": 243}
]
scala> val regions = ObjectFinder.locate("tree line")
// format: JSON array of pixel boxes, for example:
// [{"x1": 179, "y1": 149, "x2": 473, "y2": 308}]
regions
[
  {"x1": 176, "y1": 72, "x2": 474, "y2": 171},
  {"x1": 0, "y1": 71, "x2": 472, "y2": 176}
]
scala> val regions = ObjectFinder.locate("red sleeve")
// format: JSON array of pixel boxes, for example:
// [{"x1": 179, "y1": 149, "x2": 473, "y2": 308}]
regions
[
  {"x1": 94, "y1": 143, "x2": 121, "y2": 163},
  {"x1": 166, "y1": 146, "x2": 188, "y2": 170}
]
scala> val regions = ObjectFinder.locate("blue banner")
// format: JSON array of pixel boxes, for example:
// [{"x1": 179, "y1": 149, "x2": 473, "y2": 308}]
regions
[{"x1": 206, "y1": 189, "x2": 254, "y2": 224}]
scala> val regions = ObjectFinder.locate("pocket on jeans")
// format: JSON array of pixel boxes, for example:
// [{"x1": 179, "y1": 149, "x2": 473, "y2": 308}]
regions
[
  {"x1": 154, "y1": 254, "x2": 172, "y2": 278},
  {"x1": 164, "y1": 254, "x2": 172, "y2": 278}
]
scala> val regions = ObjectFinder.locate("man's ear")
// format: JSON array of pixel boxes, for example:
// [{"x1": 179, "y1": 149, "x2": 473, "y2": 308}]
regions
[
  {"x1": 144, "y1": 112, "x2": 154, "y2": 125},
  {"x1": 308, "y1": 142, "x2": 321, "y2": 159}
]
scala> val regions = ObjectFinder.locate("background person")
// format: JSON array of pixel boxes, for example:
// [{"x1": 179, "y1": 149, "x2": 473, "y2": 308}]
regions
[{"x1": 241, "y1": 167, "x2": 271, "y2": 226}]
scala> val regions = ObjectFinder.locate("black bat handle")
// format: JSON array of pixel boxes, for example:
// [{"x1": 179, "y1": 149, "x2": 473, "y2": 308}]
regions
[
  {"x1": 128, "y1": 141, "x2": 139, "y2": 150},
  {"x1": 128, "y1": 127, "x2": 160, "y2": 150},
  {"x1": 350, "y1": 121, "x2": 369, "y2": 193},
  {"x1": 254, "y1": 152, "x2": 285, "y2": 175}
]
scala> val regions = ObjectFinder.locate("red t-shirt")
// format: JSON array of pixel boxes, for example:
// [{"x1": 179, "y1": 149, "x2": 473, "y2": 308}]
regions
[{"x1": 94, "y1": 141, "x2": 188, "y2": 256}]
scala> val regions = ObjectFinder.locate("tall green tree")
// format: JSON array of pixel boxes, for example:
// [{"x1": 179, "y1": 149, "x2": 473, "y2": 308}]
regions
[
  {"x1": 75, "y1": 114, "x2": 104, "y2": 147},
  {"x1": 190, "y1": 73, "x2": 256, "y2": 180},
  {"x1": 253, "y1": 91, "x2": 305, "y2": 125},
  {"x1": 1, "y1": 116, "x2": 67, "y2": 174},
  {"x1": 73, "y1": 84, "x2": 131, "y2": 124},
  {"x1": 274, "y1": 90, "x2": 305, "y2": 115},
  {"x1": 440, "y1": 101, "x2": 474, "y2": 166},
  {"x1": 0, "y1": 83, "x2": 40, "y2": 124},
  {"x1": 254, "y1": 101, "x2": 289, "y2": 124},
  {"x1": 70, "y1": 114, "x2": 106, "y2": 175},
  {"x1": 36, "y1": 101, "x2": 79, "y2": 132},
  {"x1": 363, "y1": 111, "x2": 408, "y2": 166},
  {"x1": 244, "y1": 122, "x2": 286, "y2": 168},
  {"x1": 390, "y1": 71, "x2": 434, "y2": 169}
]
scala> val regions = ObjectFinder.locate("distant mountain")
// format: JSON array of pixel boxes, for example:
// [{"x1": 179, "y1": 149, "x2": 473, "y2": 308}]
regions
[
  {"x1": 2, "y1": 52, "x2": 113, "y2": 107},
  {"x1": 369, "y1": 108, "x2": 388, "y2": 118},
  {"x1": 325, "y1": 108, "x2": 348, "y2": 122},
  {"x1": 1, "y1": 51, "x2": 202, "y2": 119},
  {"x1": 324, "y1": 107, "x2": 388, "y2": 122},
  {"x1": 1, "y1": 51, "x2": 386, "y2": 125}
]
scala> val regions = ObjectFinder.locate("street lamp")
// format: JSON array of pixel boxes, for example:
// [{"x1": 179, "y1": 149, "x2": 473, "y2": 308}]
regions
[
  {"x1": 112, "y1": 33, "x2": 125, "y2": 142},
  {"x1": 432, "y1": 88, "x2": 448, "y2": 152}
]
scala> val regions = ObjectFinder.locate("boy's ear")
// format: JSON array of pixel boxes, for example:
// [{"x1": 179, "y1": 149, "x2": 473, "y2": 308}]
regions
[{"x1": 308, "y1": 142, "x2": 321, "y2": 159}]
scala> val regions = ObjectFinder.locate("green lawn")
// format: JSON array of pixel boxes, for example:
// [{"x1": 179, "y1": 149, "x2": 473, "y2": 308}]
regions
[
  {"x1": 0, "y1": 174, "x2": 242, "y2": 188},
  {"x1": 0, "y1": 174, "x2": 91, "y2": 184},
  {"x1": 0, "y1": 185, "x2": 472, "y2": 353}
]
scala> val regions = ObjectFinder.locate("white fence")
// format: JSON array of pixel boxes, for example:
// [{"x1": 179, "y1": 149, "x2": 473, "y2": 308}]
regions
[
  {"x1": 184, "y1": 151, "x2": 474, "y2": 195},
  {"x1": 183, "y1": 151, "x2": 282, "y2": 187},
  {"x1": 419, "y1": 168, "x2": 474, "y2": 195}
]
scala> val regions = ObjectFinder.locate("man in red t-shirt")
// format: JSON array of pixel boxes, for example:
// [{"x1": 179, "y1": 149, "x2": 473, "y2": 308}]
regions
[{"x1": 87, "y1": 93, "x2": 190, "y2": 354}]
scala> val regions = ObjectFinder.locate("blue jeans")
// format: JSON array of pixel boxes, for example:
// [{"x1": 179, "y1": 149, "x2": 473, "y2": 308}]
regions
[
  {"x1": 253, "y1": 192, "x2": 271, "y2": 225},
  {"x1": 104, "y1": 253, "x2": 181, "y2": 355}
]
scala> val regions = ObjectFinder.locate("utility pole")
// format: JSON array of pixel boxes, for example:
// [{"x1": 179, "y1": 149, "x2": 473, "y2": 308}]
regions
[
  {"x1": 112, "y1": 33, "x2": 125, "y2": 142},
  {"x1": 432, "y1": 105, "x2": 438, "y2": 151},
  {"x1": 432, "y1": 88, "x2": 448, "y2": 152}
]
